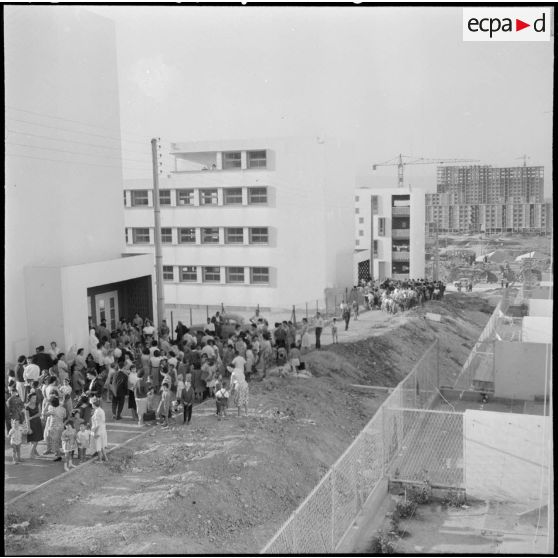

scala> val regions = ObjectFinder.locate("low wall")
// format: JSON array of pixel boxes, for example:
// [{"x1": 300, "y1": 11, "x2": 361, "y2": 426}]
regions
[{"x1": 464, "y1": 410, "x2": 551, "y2": 506}]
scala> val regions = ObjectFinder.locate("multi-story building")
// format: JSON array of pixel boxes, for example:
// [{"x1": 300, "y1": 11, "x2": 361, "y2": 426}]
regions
[
  {"x1": 427, "y1": 165, "x2": 551, "y2": 234},
  {"x1": 123, "y1": 137, "x2": 355, "y2": 310},
  {"x1": 4, "y1": 6, "x2": 155, "y2": 362},
  {"x1": 353, "y1": 187, "x2": 425, "y2": 283}
]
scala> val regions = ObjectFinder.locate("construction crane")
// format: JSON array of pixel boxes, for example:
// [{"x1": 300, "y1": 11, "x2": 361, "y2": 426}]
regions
[
  {"x1": 372, "y1": 154, "x2": 480, "y2": 188},
  {"x1": 516, "y1": 154, "x2": 531, "y2": 167}
]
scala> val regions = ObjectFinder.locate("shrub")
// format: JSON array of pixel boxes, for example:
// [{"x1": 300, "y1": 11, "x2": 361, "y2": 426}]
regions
[
  {"x1": 395, "y1": 499, "x2": 417, "y2": 519},
  {"x1": 367, "y1": 531, "x2": 397, "y2": 554},
  {"x1": 408, "y1": 483, "x2": 432, "y2": 504}
]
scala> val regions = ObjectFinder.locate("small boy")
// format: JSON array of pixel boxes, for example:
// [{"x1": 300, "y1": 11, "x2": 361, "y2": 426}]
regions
[
  {"x1": 289, "y1": 344, "x2": 301, "y2": 373},
  {"x1": 8, "y1": 419, "x2": 24, "y2": 464},
  {"x1": 331, "y1": 318, "x2": 339, "y2": 344},
  {"x1": 76, "y1": 422, "x2": 91, "y2": 462},
  {"x1": 180, "y1": 380, "x2": 194, "y2": 426},
  {"x1": 215, "y1": 382, "x2": 229, "y2": 420}
]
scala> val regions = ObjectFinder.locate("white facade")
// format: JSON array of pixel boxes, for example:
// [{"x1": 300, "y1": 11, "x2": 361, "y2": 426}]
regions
[
  {"x1": 4, "y1": 6, "x2": 155, "y2": 362},
  {"x1": 353, "y1": 187, "x2": 425, "y2": 283},
  {"x1": 123, "y1": 137, "x2": 355, "y2": 309}
]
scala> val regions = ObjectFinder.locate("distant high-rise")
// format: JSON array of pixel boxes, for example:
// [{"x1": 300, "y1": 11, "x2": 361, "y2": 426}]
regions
[{"x1": 426, "y1": 165, "x2": 551, "y2": 234}]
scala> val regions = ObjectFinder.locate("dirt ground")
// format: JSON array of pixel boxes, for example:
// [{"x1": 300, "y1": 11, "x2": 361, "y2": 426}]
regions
[{"x1": 4, "y1": 292, "x2": 492, "y2": 555}]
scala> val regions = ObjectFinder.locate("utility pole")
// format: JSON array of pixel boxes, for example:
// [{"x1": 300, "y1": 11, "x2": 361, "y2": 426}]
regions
[
  {"x1": 433, "y1": 222, "x2": 439, "y2": 281},
  {"x1": 151, "y1": 138, "x2": 165, "y2": 329}
]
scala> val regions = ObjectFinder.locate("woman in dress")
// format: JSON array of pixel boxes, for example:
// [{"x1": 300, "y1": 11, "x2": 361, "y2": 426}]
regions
[
  {"x1": 43, "y1": 396, "x2": 66, "y2": 460},
  {"x1": 91, "y1": 398, "x2": 108, "y2": 462},
  {"x1": 229, "y1": 365, "x2": 249, "y2": 417},
  {"x1": 25, "y1": 392, "x2": 44, "y2": 457}
]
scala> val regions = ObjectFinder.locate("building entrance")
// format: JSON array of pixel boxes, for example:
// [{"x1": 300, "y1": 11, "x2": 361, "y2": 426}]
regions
[{"x1": 94, "y1": 290, "x2": 118, "y2": 331}]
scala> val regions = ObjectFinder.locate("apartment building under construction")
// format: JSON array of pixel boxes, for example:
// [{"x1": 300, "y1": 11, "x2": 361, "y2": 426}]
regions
[{"x1": 426, "y1": 165, "x2": 552, "y2": 234}]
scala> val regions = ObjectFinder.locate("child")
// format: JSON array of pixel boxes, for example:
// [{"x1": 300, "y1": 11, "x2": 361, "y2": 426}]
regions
[
  {"x1": 156, "y1": 383, "x2": 172, "y2": 428},
  {"x1": 146, "y1": 386, "x2": 155, "y2": 414},
  {"x1": 61, "y1": 420, "x2": 78, "y2": 471},
  {"x1": 59, "y1": 377, "x2": 73, "y2": 422},
  {"x1": 215, "y1": 382, "x2": 229, "y2": 420},
  {"x1": 180, "y1": 380, "x2": 194, "y2": 426},
  {"x1": 289, "y1": 344, "x2": 301, "y2": 373},
  {"x1": 331, "y1": 318, "x2": 339, "y2": 344},
  {"x1": 76, "y1": 423, "x2": 91, "y2": 462},
  {"x1": 8, "y1": 419, "x2": 24, "y2": 464}
]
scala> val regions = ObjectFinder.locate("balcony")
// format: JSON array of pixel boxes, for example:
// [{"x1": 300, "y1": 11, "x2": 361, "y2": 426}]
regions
[
  {"x1": 392, "y1": 251, "x2": 410, "y2": 262},
  {"x1": 391, "y1": 228, "x2": 410, "y2": 239},
  {"x1": 391, "y1": 206, "x2": 410, "y2": 217}
]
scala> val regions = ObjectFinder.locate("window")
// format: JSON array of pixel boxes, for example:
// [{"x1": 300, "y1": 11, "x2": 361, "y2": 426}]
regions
[
  {"x1": 226, "y1": 267, "x2": 245, "y2": 283},
  {"x1": 178, "y1": 227, "x2": 196, "y2": 244},
  {"x1": 161, "y1": 227, "x2": 172, "y2": 244},
  {"x1": 203, "y1": 266, "x2": 221, "y2": 282},
  {"x1": 224, "y1": 188, "x2": 243, "y2": 205},
  {"x1": 249, "y1": 227, "x2": 269, "y2": 244},
  {"x1": 180, "y1": 266, "x2": 197, "y2": 282},
  {"x1": 201, "y1": 228, "x2": 220, "y2": 244},
  {"x1": 251, "y1": 267, "x2": 270, "y2": 284},
  {"x1": 355, "y1": 208, "x2": 360, "y2": 214},
  {"x1": 163, "y1": 265, "x2": 174, "y2": 281},
  {"x1": 131, "y1": 190, "x2": 149, "y2": 206},
  {"x1": 177, "y1": 189, "x2": 195, "y2": 205},
  {"x1": 132, "y1": 228, "x2": 150, "y2": 244},
  {"x1": 200, "y1": 189, "x2": 218, "y2": 205},
  {"x1": 372, "y1": 196, "x2": 379, "y2": 215},
  {"x1": 359, "y1": 217, "x2": 364, "y2": 224},
  {"x1": 225, "y1": 227, "x2": 244, "y2": 244},
  {"x1": 248, "y1": 187, "x2": 268, "y2": 204},
  {"x1": 223, "y1": 151, "x2": 241, "y2": 170},
  {"x1": 378, "y1": 217, "x2": 386, "y2": 236},
  {"x1": 355, "y1": 239, "x2": 360, "y2": 246},
  {"x1": 159, "y1": 190, "x2": 171, "y2": 205},
  {"x1": 355, "y1": 195, "x2": 360, "y2": 202},
  {"x1": 247, "y1": 150, "x2": 266, "y2": 169},
  {"x1": 123, "y1": 191, "x2": 127, "y2": 206}
]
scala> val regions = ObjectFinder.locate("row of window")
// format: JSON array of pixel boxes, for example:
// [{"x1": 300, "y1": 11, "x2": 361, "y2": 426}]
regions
[
  {"x1": 128, "y1": 187, "x2": 268, "y2": 207},
  {"x1": 162, "y1": 265, "x2": 270, "y2": 284},
  {"x1": 129, "y1": 226, "x2": 269, "y2": 245},
  {"x1": 222, "y1": 150, "x2": 267, "y2": 170}
]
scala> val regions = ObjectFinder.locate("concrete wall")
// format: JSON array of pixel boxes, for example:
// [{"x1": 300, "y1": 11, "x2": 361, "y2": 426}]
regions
[
  {"x1": 521, "y1": 317, "x2": 552, "y2": 344},
  {"x1": 4, "y1": 6, "x2": 124, "y2": 362},
  {"x1": 528, "y1": 298, "x2": 553, "y2": 317},
  {"x1": 494, "y1": 341, "x2": 550, "y2": 400},
  {"x1": 464, "y1": 410, "x2": 551, "y2": 506}
]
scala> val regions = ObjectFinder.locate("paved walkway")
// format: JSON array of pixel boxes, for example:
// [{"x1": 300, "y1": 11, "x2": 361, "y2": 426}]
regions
[{"x1": 4, "y1": 399, "x2": 212, "y2": 503}]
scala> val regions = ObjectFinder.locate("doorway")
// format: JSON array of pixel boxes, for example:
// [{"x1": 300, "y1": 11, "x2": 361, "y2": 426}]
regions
[{"x1": 95, "y1": 291, "x2": 118, "y2": 331}]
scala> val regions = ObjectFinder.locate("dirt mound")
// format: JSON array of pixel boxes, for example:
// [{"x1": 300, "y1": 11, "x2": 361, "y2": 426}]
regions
[{"x1": 5, "y1": 294, "x2": 491, "y2": 555}]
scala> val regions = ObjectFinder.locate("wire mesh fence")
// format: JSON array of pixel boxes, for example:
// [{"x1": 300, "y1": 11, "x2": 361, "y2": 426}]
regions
[{"x1": 262, "y1": 340, "x2": 466, "y2": 554}]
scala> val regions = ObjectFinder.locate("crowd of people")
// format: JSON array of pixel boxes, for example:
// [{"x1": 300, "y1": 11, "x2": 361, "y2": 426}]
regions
[
  {"x1": 5, "y1": 281, "x2": 447, "y2": 467},
  {"x1": 4, "y1": 311, "x2": 319, "y2": 467}
]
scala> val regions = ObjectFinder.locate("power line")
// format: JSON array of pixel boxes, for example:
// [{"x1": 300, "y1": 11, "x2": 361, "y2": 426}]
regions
[
  {"x1": 6, "y1": 151, "x2": 138, "y2": 171},
  {"x1": 6, "y1": 129, "x2": 151, "y2": 157},
  {"x1": 6, "y1": 105, "x2": 148, "y2": 140},
  {"x1": 6, "y1": 141, "x2": 152, "y2": 166},
  {"x1": 5, "y1": 116, "x2": 147, "y2": 145}
]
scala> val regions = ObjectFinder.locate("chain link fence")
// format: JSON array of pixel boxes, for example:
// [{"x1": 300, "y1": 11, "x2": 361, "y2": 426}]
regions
[{"x1": 261, "y1": 341, "x2": 466, "y2": 554}]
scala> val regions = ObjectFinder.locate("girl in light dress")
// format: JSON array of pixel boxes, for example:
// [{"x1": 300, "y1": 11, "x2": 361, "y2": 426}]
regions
[{"x1": 61, "y1": 420, "x2": 78, "y2": 471}]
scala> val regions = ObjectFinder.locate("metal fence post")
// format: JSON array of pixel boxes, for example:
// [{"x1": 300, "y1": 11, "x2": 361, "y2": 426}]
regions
[
  {"x1": 436, "y1": 338, "x2": 440, "y2": 389},
  {"x1": 331, "y1": 471, "x2": 335, "y2": 551},
  {"x1": 221, "y1": 302, "x2": 224, "y2": 313},
  {"x1": 292, "y1": 305, "x2": 297, "y2": 326},
  {"x1": 316, "y1": 300, "x2": 319, "y2": 315},
  {"x1": 170, "y1": 311, "x2": 174, "y2": 340},
  {"x1": 189, "y1": 307, "x2": 193, "y2": 326},
  {"x1": 206, "y1": 305, "x2": 209, "y2": 320},
  {"x1": 305, "y1": 303, "x2": 308, "y2": 319}
]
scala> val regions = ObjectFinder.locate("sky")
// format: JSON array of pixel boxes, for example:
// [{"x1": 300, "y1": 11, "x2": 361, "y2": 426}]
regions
[{"x1": 90, "y1": 6, "x2": 553, "y2": 196}]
